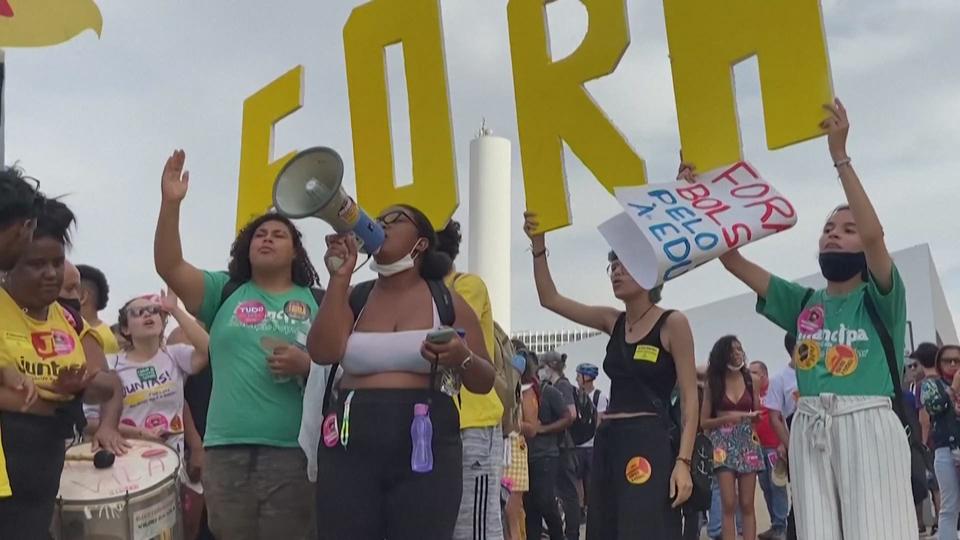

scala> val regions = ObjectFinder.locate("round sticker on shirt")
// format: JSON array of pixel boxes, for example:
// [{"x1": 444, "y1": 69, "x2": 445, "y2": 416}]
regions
[
  {"x1": 795, "y1": 340, "x2": 821, "y2": 371},
  {"x1": 283, "y1": 300, "x2": 311, "y2": 321},
  {"x1": 797, "y1": 304, "x2": 825, "y2": 334},
  {"x1": 144, "y1": 413, "x2": 170, "y2": 432},
  {"x1": 826, "y1": 345, "x2": 859, "y2": 377},
  {"x1": 235, "y1": 301, "x2": 267, "y2": 325},
  {"x1": 625, "y1": 456, "x2": 652, "y2": 485}
]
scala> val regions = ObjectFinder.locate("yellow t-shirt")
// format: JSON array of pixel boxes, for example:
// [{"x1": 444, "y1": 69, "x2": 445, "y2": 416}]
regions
[
  {"x1": 446, "y1": 273, "x2": 504, "y2": 429},
  {"x1": 0, "y1": 288, "x2": 88, "y2": 402},
  {"x1": 0, "y1": 361, "x2": 11, "y2": 497},
  {"x1": 89, "y1": 322, "x2": 120, "y2": 355}
]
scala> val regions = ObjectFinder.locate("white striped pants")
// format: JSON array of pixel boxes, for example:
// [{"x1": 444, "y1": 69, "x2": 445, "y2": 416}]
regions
[{"x1": 790, "y1": 394, "x2": 917, "y2": 540}]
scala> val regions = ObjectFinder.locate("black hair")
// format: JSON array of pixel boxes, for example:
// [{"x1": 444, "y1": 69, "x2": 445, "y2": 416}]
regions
[
  {"x1": 228, "y1": 213, "x2": 321, "y2": 288},
  {"x1": 607, "y1": 250, "x2": 662, "y2": 303},
  {"x1": 397, "y1": 204, "x2": 452, "y2": 281},
  {"x1": 77, "y1": 264, "x2": 110, "y2": 311},
  {"x1": 436, "y1": 219, "x2": 462, "y2": 262},
  {"x1": 33, "y1": 198, "x2": 75, "y2": 247},
  {"x1": 706, "y1": 335, "x2": 749, "y2": 417},
  {"x1": 912, "y1": 342, "x2": 940, "y2": 369},
  {"x1": 784, "y1": 333, "x2": 797, "y2": 358},
  {"x1": 0, "y1": 167, "x2": 45, "y2": 229}
]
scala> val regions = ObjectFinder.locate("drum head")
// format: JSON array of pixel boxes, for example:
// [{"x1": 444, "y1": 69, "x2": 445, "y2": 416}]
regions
[{"x1": 59, "y1": 440, "x2": 180, "y2": 502}]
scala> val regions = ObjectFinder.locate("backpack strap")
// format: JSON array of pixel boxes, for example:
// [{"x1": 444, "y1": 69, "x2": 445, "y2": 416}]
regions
[
  {"x1": 216, "y1": 280, "x2": 244, "y2": 318},
  {"x1": 800, "y1": 288, "x2": 815, "y2": 311},
  {"x1": 349, "y1": 279, "x2": 455, "y2": 327},
  {"x1": 592, "y1": 389, "x2": 601, "y2": 409},
  {"x1": 863, "y1": 293, "x2": 912, "y2": 432}
]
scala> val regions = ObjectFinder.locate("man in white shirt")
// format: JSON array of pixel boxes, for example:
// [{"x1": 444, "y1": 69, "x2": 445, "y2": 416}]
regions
[
  {"x1": 761, "y1": 333, "x2": 800, "y2": 540},
  {"x1": 574, "y1": 363, "x2": 608, "y2": 522}
]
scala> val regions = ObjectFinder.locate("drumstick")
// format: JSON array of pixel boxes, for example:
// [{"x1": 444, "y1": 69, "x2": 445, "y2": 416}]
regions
[{"x1": 65, "y1": 449, "x2": 116, "y2": 469}]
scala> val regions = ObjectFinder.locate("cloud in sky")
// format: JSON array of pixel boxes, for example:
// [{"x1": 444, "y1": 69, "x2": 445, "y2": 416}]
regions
[{"x1": 4, "y1": 0, "x2": 960, "y2": 344}]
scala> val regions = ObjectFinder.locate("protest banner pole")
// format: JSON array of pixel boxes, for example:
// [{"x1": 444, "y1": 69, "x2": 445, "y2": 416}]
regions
[{"x1": 0, "y1": 49, "x2": 5, "y2": 166}]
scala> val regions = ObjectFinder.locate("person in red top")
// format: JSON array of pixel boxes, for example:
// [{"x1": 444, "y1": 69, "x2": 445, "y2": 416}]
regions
[{"x1": 749, "y1": 361, "x2": 788, "y2": 540}]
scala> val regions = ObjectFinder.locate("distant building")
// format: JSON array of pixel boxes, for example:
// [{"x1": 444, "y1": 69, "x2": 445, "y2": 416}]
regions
[{"x1": 511, "y1": 328, "x2": 602, "y2": 355}]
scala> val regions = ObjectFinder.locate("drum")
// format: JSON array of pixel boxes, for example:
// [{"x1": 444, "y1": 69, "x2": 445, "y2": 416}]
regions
[{"x1": 52, "y1": 440, "x2": 183, "y2": 540}]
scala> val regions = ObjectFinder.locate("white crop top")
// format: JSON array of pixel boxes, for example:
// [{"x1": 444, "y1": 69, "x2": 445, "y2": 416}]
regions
[{"x1": 340, "y1": 302, "x2": 440, "y2": 376}]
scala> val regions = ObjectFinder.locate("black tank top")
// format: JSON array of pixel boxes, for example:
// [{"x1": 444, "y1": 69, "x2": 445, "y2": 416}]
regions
[{"x1": 603, "y1": 311, "x2": 677, "y2": 415}]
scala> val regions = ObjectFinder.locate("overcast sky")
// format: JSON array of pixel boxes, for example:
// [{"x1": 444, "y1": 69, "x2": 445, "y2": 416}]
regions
[{"x1": 5, "y1": 0, "x2": 960, "y2": 346}]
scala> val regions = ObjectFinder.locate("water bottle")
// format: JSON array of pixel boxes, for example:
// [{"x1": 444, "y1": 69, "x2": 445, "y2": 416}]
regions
[{"x1": 411, "y1": 403, "x2": 433, "y2": 473}]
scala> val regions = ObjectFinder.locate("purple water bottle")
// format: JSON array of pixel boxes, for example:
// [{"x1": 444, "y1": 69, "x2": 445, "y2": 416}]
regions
[{"x1": 411, "y1": 403, "x2": 433, "y2": 473}]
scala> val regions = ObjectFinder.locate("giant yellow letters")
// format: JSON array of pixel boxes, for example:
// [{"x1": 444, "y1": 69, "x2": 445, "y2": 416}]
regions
[
  {"x1": 663, "y1": 0, "x2": 833, "y2": 172},
  {"x1": 507, "y1": 0, "x2": 647, "y2": 234},
  {"x1": 343, "y1": 0, "x2": 457, "y2": 230},
  {"x1": 235, "y1": 66, "x2": 303, "y2": 233}
]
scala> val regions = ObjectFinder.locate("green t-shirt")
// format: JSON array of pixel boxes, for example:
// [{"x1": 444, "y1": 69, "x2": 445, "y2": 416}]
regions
[
  {"x1": 756, "y1": 266, "x2": 907, "y2": 398},
  {"x1": 198, "y1": 271, "x2": 318, "y2": 448}
]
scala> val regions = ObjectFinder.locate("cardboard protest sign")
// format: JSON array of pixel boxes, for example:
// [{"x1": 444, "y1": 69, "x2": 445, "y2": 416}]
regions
[{"x1": 599, "y1": 162, "x2": 796, "y2": 288}]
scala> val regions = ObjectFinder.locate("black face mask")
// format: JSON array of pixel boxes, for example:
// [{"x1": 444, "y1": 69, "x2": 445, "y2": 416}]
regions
[
  {"x1": 818, "y1": 251, "x2": 867, "y2": 282},
  {"x1": 57, "y1": 297, "x2": 82, "y2": 313}
]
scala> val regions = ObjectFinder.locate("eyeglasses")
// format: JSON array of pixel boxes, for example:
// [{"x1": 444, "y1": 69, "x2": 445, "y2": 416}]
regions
[
  {"x1": 127, "y1": 305, "x2": 162, "y2": 318},
  {"x1": 376, "y1": 210, "x2": 412, "y2": 227},
  {"x1": 941, "y1": 357, "x2": 960, "y2": 367}
]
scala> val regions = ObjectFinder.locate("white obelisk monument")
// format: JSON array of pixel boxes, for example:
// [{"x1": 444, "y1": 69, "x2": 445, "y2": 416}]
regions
[{"x1": 467, "y1": 123, "x2": 512, "y2": 333}]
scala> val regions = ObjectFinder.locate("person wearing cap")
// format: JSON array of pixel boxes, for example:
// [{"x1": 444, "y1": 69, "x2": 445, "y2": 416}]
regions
[
  {"x1": 574, "y1": 362, "x2": 608, "y2": 522},
  {"x1": 538, "y1": 350, "x2": 580, "y2": 540},
  {"x1": 749, "y1": 360, "x2": 788, "y2": 540}
]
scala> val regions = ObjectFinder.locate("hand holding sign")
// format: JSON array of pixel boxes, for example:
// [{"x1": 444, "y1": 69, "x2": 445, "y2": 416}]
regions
[{"x1": 599, "y1": 162, "x2": 797, "y2": 289}]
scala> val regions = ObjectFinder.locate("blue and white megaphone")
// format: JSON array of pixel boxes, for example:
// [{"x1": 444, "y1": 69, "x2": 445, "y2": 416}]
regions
[{"x1": 272, "y1": 147, "x2": 385, "y2": 270}]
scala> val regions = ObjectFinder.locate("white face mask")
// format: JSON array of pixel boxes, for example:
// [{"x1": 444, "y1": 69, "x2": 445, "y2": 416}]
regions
[{"x1": 369, "y1": 239, "x2": 425, "y2": 277}]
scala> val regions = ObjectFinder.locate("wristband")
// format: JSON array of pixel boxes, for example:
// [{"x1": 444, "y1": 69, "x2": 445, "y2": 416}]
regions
[
  {"x1": 833, "y1": 157, "x2": 852, "y2": 168},
  {"x1": 676, "y1": 457, "x2": 692, "y2": 467},
  {"x1": 531, "y1": 247, "x2": 548, "y2": 259}
]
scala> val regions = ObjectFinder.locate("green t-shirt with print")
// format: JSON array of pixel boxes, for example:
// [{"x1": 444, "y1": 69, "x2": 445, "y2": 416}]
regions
[
  {"x1": 198, "y1": 271, "x2": 318, "y2": 448},
  {"x1": 756, "y1": 266, "x2": 907, "y2": 398}
]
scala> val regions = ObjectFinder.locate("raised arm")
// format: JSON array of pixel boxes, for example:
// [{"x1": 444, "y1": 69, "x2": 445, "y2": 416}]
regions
[
  {"x1": 160, "y1": 288, "x2": 210, "y2": 373},
  {"x1": 822, "y1": 99, "x2": 894, "y2": 292},
  {"x1": 307, "y1": 235, "x2": 358, "y2": 364},
  {"x1": 523, "y1": 212, "x2": 620, "y2": 335},
  {"x1": 154, "y1": 150, "x2": 206, "y2": 315}
]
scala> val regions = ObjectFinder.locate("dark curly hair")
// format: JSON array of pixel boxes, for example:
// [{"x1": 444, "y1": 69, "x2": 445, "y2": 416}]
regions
[
  {"x1": 911, "y1": 342, "x2": 939, "y2": 369},
  {"x1": 706, "y1": 335, "x2": 750, "y2": 417},
  {"x1": 228, "y1": 213, "x2": 321, "y2": 288},
  {"x1": 436, "y1": 219, "x2": 462, "y2": 262},
  {"x1": 33, "y1": 198, "x2": 75, "y2": 247},
  {"x1": 396, "y1": 205, "x2": 452, "y2": 281},
  {"x1": 0, "y1": 167, "x2": 45, "y2": 229},
  {"x1": 77, "y1": 264, "x2": 110, "y2": 311}
]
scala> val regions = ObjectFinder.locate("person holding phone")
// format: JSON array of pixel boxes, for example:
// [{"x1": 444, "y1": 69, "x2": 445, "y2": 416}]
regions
[
  {"x1": 701, "y1": 336, "x2": 764, "y2": 540},
  {"x1": 308, "y1": 205, "x2": 494, "y2": 540}
]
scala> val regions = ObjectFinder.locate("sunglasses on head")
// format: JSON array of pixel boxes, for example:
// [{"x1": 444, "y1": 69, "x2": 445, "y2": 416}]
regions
[
  {"x1": 376, "y1": 210, "x2": 412, "y2": 227},
  {"x1": 127, "y1": 305, "x2": 162, "y2": 318}
]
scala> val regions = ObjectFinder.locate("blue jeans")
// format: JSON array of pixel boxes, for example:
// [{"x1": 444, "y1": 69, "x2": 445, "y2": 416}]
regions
[
  {"x1": 934, "y1": 447, "x2": 960, "y2": 540},
  {"x1": 708, "y1": 477, "x2": 742, "y2": 537},
  {"x1": 757, "y1": 448, "x2": 789, "y2": 531}
]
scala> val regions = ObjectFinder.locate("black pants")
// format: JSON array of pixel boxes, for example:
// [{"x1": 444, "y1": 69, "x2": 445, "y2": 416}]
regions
[
  {"x1": 525, "y1": 456, "x2": 564, "y2": 540},
  {"x1": 0, "y1": 412, "x2": 70, "y2": 540},
  {"x1": 586, "y1": 416, "x2": 681, "y2": 540},
  {"x1": 557, "y1": 448, "x2": 580, "y2": 540},
  {"x1": 315, "y1": 389, "x2": 462, "y2": 540},
  {"x1": 576, "y1": 447, "x2": 594, "y2": 511}
]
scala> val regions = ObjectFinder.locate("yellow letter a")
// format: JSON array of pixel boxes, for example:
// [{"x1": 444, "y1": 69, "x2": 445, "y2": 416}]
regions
[
  {"x1": 344, "y1": 0, "x2": 457, "y2": 230},
  {"x1": 663, "y1": 0, "x2": 833, "y2": 172},
  {"x1": 508, "y1": 0, "x2": 646, "y2": 234}
]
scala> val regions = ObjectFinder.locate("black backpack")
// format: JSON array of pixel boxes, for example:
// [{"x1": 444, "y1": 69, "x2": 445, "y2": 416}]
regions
[
  {"x1": 320, "y1": 279, "x2": 455, "y2": 414},
  {"x1": 569, "y1": 388, "x2": 601, "y2": 446}
]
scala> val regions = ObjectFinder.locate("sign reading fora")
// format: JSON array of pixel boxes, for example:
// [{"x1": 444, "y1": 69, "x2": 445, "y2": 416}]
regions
[{"x1": 236, "y1": 0, "x2": 833, "y2": 233}]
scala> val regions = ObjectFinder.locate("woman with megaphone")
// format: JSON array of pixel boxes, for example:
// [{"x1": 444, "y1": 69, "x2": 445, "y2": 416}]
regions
[
  {"x1": 308, "y1": 205, "x2": 495, "y2": 540},
  {"x1": 154, "y1": 149, "x2": 322, "y2": 540}
]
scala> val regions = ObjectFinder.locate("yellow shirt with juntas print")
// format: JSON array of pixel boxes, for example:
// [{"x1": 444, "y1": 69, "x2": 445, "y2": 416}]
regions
[
  {"x1": 0, "y1": 288, "x2": 88, "y2": 402},
  {"x1": 445, "y1": 273, "x2": 504, "y2": 429}
]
